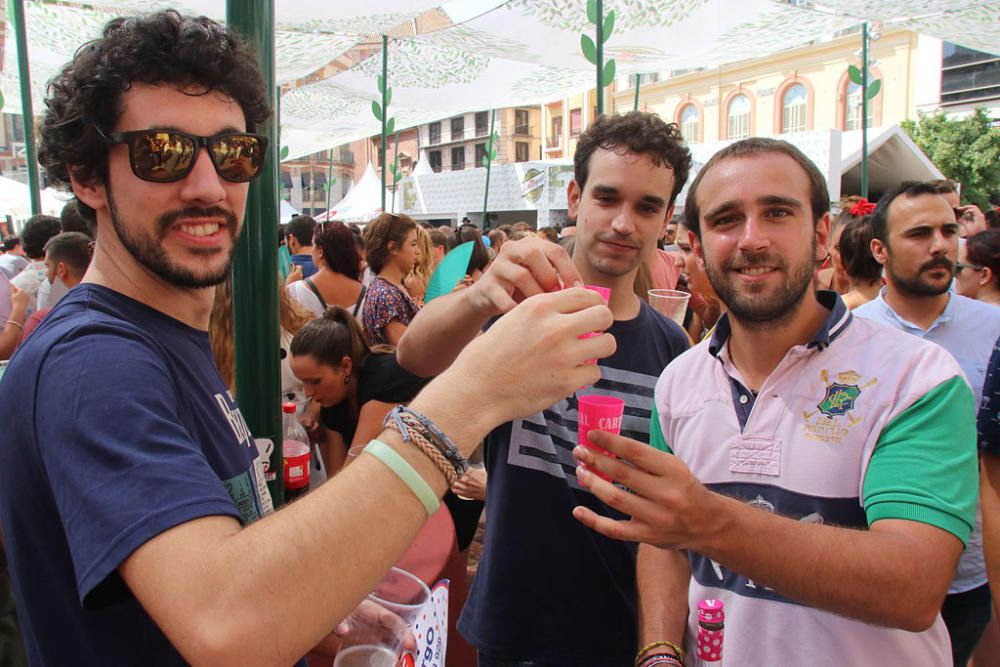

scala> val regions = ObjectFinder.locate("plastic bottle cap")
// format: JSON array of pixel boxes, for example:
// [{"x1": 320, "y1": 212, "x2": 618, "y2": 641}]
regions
[
  {"x1": 698, "y1": 598, "x2": 725, "y2": 623},
  {"x1": 281, "y1": 402, "x2": 297, "y2": 414}
]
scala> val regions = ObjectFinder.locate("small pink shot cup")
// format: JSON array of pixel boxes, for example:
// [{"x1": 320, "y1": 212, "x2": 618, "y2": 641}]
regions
[
  {"x1": 578, "y1": 395, "x2": 625, "y2": 480},
  {"x1": 580, "y1": 285, "x2": 611, "y2": 365}
]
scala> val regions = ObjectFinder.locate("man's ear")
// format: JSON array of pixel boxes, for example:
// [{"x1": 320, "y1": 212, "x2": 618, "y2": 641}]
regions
[
  {"x1": 68, "y1": 168, "x2": 107, "y2": 216},
  {"x1": 567, "y1": 180, "x2": 581, "y2": 221},
  {"x1": 870, "y1": 238, "x2": 888, "y2": 266},
  {"x1": 691, "y1": 228, "x2": 705, "y2": 269},
  {"x1": 56, "y1": 261, "x2": 71, "y2": 282},
  {"x1": 980, "y1": 266, "x2": 993, "y2": 288},
  {"x1": 815, "y1": 212, "x2": 831, "y2": 262},
  {"x1": 659, "y1": 205, "x2": 676, "y2": 239}
]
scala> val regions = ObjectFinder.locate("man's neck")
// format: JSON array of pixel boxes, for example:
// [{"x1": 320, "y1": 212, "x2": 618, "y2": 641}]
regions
[
  {"x1": 84, "y1": 244, "x2": 215, "y2": 330},
  {"x1": 882, "y1": 282, "x2": 949, "y2": 332},
  {"x1": 573, "y1": 254, "x2": 640, "y2": 321},
  {"x1": 294, "y1": 246, "x2": 313, "y2": 256},
  {"x1": 727, "y1": 292, "x2": 830, "y2": 393}
]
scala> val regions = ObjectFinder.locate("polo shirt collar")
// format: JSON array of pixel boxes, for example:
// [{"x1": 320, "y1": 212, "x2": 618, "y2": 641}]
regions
[
  {"x1": 870, "y1": 285, "x2": 955, "y2": 332},
  {"x1": 708, "y1": 290, "x2": 852, "y2": 358}
]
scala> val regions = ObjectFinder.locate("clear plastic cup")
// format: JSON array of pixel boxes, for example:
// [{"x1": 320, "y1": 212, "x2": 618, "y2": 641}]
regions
[{"x1": 648, "y1": 289, "x2": 690, "y2": 326}]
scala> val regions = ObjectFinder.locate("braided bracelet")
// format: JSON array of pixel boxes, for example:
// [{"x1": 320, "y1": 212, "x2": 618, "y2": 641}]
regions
[
  {"x1": 390, "y1": 406, "x2": 469, "y2": 476},
  {"x1": 636, "y1": 640, "x2": 685, "y2": 665},
  {"x1": 384, "y1": 414, "x2": 459, "y2": 485}
]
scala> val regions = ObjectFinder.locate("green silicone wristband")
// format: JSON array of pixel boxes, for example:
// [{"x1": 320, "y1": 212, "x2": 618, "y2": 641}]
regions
[{"x1": 364, "y1": 439, "x2": 440, "y2": 517}]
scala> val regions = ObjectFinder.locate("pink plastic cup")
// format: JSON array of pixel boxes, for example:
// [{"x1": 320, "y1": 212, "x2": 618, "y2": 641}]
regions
[
  {"x1": 578, "y1": 395, "x2": 624, "y2": 480},
  {"x1": 581, "y1": 285, "x2": 611, "y2": 365}
]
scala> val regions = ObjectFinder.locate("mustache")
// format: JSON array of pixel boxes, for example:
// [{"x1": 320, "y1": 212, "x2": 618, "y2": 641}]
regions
[
  {"x1": 157, "y1": 207, "x2": 237, "y2": 233},
  {"x1": 920, "y1": 257, "x2": 954, "y2": 272},
  {"x1": 725, "y1": 251, "x2": 785, "y2": 270}
]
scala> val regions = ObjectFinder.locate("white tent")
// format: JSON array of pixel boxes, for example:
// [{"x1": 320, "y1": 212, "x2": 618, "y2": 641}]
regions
[{"x1": 315, "y1": 163, "x2": 396, "y2": 223}]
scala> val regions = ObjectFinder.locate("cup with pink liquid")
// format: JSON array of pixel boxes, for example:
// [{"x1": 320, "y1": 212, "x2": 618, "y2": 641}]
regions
[
  {"x1": 577, "y1": 394, "x2": 625, "y2": 481},
  {"x1": 580, "y1": 285, "x2": 610, "y2": 365}
]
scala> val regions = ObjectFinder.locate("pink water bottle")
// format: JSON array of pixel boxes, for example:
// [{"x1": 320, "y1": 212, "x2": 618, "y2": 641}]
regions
[{"x1": 696, "y1": 599, "x2": 724, "y2": 664}]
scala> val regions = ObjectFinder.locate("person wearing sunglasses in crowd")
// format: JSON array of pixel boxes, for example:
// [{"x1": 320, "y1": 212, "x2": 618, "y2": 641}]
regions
[
  {"x1": 0, "y1": 11, "x2": 613, "y2": 666},
  {"x1": 956, "y1": 230, "x2": 1000, "y2": 307}
]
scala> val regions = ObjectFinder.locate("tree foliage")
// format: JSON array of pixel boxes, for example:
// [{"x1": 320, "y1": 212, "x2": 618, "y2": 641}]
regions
[{"x1": 901, "y1": 108, "x2": 1000, "y2": 209}]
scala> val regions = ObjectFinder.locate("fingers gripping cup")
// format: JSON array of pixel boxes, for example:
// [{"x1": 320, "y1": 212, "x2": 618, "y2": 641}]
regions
[
  {"x1": 577, "y1": 395, "x2": 625, "y2": 481},
  {"x1": 581, "y1": 285, "x2": 611, "y2": 365},
  {"x1": 334, "y1": 567, "x2": 430, "y2": 666}
]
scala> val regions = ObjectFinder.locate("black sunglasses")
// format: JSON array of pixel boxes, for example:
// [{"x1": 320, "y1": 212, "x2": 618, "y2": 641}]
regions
[{"x1": 101, "y1": 128, "x2": 268, "y2": 183}]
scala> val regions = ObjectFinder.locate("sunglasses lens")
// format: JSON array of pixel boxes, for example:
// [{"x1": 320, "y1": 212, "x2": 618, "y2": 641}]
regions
[
  {"x1": 130, "y1": 131, "x2": 195, "y2": 182},
  {"x1": 212, "y1": 134, "x2": 265, "y2": 182}
]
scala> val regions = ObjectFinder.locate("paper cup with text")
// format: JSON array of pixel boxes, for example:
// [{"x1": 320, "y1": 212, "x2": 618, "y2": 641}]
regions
[{"x1": 578, "y1": 395, "x2": 625, "y2": 480}]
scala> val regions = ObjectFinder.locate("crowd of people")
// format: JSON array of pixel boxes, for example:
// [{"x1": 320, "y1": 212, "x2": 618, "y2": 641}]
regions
[{"x1": 1, "y1": 8, "x2": 1000, "y2": 667}]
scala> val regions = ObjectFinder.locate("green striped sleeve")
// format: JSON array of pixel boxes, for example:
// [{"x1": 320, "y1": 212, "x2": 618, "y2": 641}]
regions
[
  {"x1": 863, "y1": 376, "x2": 978, "y2": 544},
  {"x1": 649, "y1": 401, "x2": 672, "y2": 453}
]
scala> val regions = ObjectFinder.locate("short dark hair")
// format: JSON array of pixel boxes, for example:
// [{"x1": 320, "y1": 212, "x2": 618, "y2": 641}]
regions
[
  {"x1": 966, "y1": 229, "x2": 1000, "y2": 283},
  {"x1": 574, "y1": 111, "x2": 692, "y2": 207},
  {"x1": 927, "y1": 178, "x2": 957, "y2": 196},
  {"x1": 314, "y1": 221, "x2": 362, "y2": 281},
  {"x1": 38, "y1": 10, "x2": 270, "y2": 223},
  {"x1": 870, "y1": 181, "x2": 941, "y2": 243},
  {"x1": 428, "y1": 230, "x2": 447, "y2": 248},
  {"x1": 1, "y1": 236, "x2": 19, "y2": 252},
  {"x1": 60, "y1": 200, "x2": 94, "y2": 238},
  {"x1": 44, "y1": 231, "x2": 93, "y2": 277},
  {"x1": 286, "y1": 215, "x2": 317, "y2": 247},
  {"x1": 684, "y1": 138, "x2": 830, "y2": 237},
  {"x1": 364, "y1": 213, "x2": 417, "y2": 273},
  {"x1": 837, "y1": 216, "x2": 882, "y2": 283},
  {"x1": 21, "y1": 215, "x2": 62, "y2": 260}
]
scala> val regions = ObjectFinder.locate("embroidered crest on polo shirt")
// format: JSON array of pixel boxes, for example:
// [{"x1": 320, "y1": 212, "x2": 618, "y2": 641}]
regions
[{"x1": 802, "y1": 370, "x2": 878, "y2": 445}]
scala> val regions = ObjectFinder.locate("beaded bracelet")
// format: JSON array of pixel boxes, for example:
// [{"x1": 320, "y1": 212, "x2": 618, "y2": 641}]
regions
[
  {"x1": 636, "y1": 640, "x2": 685, "y2": 665},
  {"x1": 637, "y1": 654, "x2": 683, "y2": 667},
  {"x1": 385, "y1": 405, "x2": 469, "y2": 480}
]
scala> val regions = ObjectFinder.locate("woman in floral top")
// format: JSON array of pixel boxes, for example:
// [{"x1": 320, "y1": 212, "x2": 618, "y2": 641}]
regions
[{"x1": 361, "y1": 213, "x2": 421, "y2": 346}]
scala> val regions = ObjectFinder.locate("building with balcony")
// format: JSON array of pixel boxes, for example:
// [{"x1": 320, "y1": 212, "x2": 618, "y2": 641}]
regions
[{"x1": 416, "y1": 106, "x2": 541, "y2": 173}]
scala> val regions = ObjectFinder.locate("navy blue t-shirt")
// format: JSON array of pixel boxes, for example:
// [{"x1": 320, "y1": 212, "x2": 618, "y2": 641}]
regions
[
  {"x1": 0, "y1": 284, "x2": 273, "y2": 665},
  {"x1": 458, "y1": 300, "x2": 689, "y2": 664},
  {"x1": 291, "y1": 253, "x2": 318, "y2": 279}
]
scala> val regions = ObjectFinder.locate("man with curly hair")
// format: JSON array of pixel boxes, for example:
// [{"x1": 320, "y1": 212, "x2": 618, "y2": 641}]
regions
[
  {"x1": 0, "y1": 10, "x2": 617, "y2": 666},
  {"x1": 398, "y1": 111, "x2": 693, "y2": 666}
]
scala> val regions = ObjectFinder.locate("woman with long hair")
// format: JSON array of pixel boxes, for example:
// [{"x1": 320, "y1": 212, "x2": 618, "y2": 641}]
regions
[
  {"x1": 286, "y1": 221, "x2": 366, "y2": 319},
  {"x1": 835, "y1": 216, "x2": 883, "y2": 310},
  {"x1": 403, "y1": 225, "x2": 435, "y2": 305},
  {"x1": 361, "y1": 213, "x2": 421, "y2": 345}
]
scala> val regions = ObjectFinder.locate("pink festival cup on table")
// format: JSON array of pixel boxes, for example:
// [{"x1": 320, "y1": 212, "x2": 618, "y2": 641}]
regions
[
  {"x1": 578, "y1": 395, "x2": 625, "y2": 480},
  {"x1": 580, "y1": 285, "x2": 611, "y2": 365}
]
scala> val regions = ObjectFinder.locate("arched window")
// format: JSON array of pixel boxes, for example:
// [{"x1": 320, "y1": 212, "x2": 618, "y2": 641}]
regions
[
  {"x1": 680, "y1": 105, "x2": 700, "y2": 145},
  {"x1": 727, "y1": 94, "x2": 751, "y2": 140},
  {"x1": 844, "y1": 81, "x2": 875, "y2": 131},
  {"x1": 781, "y1": 83, "x2": 808, "y2": 133}
]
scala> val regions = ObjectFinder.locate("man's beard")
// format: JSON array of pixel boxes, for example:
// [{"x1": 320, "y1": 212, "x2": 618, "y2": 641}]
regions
[
  {"x1": 704, "y1": 243, "x2": 815, "y2": 327},
  {"x1": 886, "y1": 255, "x2": 954, "y2": 297},
  {"x1": 107, "y1": 185, "x2": 238, "y2": 289}
]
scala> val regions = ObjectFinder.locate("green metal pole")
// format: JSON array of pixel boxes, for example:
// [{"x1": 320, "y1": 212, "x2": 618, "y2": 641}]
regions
[
  {"x1": 11, "y1": 0, "x2": 41, "y2": 215},
  {"x1": 380, "y1": 35, "x2": 388, "y2": 211},
  {"x1": 227, "y1": 0, "x2": 283, "y2": 505},
  {"x1": 481, "y1": 109, "x2": 496, "y2": 231},
  {"x1": 861, "y1": 21, "x2": 869, "y2": 199},
  {"x1": 633, "y1": 73, "x2": 640, "y2": 112},
  {"x1": 595, "y1": 0, "x2": 604, "y2": 116}
]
